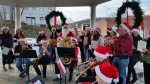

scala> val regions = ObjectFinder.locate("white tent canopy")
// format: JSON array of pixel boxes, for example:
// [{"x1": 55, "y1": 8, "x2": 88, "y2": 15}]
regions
[{"x1": 0, "y1": 0, "x2": 110, "y2": 31}]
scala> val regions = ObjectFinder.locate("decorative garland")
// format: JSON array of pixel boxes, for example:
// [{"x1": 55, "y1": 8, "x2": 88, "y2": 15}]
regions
[
  {"x1": 45, "y1": 11, "x2": 66, "y2": 33},
  {"x1": 115, "y1": 1, "x2": 143, "y2": 28}
]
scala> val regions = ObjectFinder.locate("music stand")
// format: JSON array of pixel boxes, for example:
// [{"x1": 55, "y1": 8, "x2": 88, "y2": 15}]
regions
[
  {"x1": 57, "y1": 47, "x2": 75, "y2": 84},
  {"x1": 19, "y1": 50, "x2": 37, "y2": 82}
]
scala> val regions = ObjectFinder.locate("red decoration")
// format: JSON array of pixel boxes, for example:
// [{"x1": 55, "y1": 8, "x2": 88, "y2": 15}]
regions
[
  {"x1": 126, "y1": 8, "x2": 129, "y2": 24},
  {"x1": 141, "y1": 21, "x2": 144, "y2": 30},
  {"x1": 54, "y1": 16, "x2": 57, "y2": 28}
]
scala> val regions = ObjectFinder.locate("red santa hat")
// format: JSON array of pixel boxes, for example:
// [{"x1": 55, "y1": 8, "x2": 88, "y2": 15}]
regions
[
  {"x1": 18, "y1": 36, "x2": 25, "y2": 42},
  {"x1": 94, "y1": 28, "x2": 101, "y2": 34},
  {"x1": 41, "y1": 38, "x2": 48, "y2": 43},
  {"x1": 106, "y1": 46, "x2": 113, "y2": 56},
  {"x1": 71, "y1": 37, "x2": 77, "y2": 43},
  {"x1": 120, "y1": 22, "x2": 132, "y2": 33},
  {"x1": 95, "y1": 63, "x2": 119, "y2": 83},
  {"x1": 107, "y1": 28, "x2": 112, "y2": 32},
  {"x1": 131, "y1": 28, "x2": 140, "y2": 34},
  {"x1": 94, "y1": 45, "x2": 109, "y2": 59},
  {"x1": 39, "y1": 30, "x2": 44, "y2": 34},
  {"x1": 111, "y1": 29, "x2": 117, "y2": 34},
  {"x1": 2, "y1": 26, "x2": 9, "y2": 30}
]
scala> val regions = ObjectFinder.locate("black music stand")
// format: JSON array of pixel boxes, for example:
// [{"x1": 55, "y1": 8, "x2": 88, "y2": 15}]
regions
[
  {"x1": 57, "y1": 47, "x2": 75, "y2": 84},
  {"x1": 19, "y1": 50, "x2": 37, "y2": 82}
]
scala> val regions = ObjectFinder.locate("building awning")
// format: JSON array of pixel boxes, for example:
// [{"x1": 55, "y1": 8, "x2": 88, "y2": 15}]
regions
[{"x1": 0, "y1": 0, "x2": 110, "y2": 7}]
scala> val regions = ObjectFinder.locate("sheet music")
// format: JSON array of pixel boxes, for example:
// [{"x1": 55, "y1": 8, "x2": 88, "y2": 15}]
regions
[
  {"x1": 34, "y1": 80, "x2": 41, "y2": 84},
  {"x1": 137, "y1": 40, "x2": 147, "y2": 52}
]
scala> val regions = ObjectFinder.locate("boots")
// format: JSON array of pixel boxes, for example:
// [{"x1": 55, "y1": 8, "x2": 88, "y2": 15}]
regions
[
  {"x1": 130, "y1": 72, "x2": 138, "y2": 83},
  {"x1": 68, "y1": 74, "x2": 72, "y2": 82},
  {"x1": 126, "y1": 77, "x2": 130, "y2": 84}
]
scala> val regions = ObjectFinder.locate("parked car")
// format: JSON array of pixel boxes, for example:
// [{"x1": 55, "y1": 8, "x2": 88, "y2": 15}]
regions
[{"x1": 25, "y1": 38, "x2": 37, "y2": 47}]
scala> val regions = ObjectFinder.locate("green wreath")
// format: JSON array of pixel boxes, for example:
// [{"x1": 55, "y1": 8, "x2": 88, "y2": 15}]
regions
[
  {"x1": 115, "y1": 1, "x2": 143, "y2": 28},
  {"x1": 45, "y1": 11, "x2": 66, "y2": 33}
]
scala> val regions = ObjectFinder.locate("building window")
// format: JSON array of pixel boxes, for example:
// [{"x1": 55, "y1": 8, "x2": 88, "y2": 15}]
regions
[
  {"x1": 26, "y1": 17, "x2": 36, "y2": 25},
  {"x1": 40, "y1": 17, "x2": 44, "y2": 24},
  {"x1": 32, "y1": 7, "x2": 36, "y2": 10},
  {"x1": 39, "y1": 7, "x2": 44, "y2": 11},
  {"x1": 24, "y1": 7, "x2": 28, "y2": 10}
]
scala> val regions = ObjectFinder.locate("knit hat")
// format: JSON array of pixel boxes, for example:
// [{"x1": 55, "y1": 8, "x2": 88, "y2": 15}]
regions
[
  {"x1": 131, "y1": 28, "x2": 140, "y2": 34},
  {"x1": 18, "y1": 36, "x2": 25, "y2": 42},
  {"x1": 41, "y1": 38, "x2": 48, "y2": 43},
  {"x1": 39, "y1": 30, "x2": 44, "y2": 34},
  {"x1": 120, "y1": 22, "x2": 132, "y2": 33},
  {"x1": 2, "y1": 26, "x2": 9, "y2": 30},
  {"x1": 94, "y1": 45, "x2": 109, "y2": 59},
  {"x1": 95, "y1": 63, "x2": 119, "y2": 83}
]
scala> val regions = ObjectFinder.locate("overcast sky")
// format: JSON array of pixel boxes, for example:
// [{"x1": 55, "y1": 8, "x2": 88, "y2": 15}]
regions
[{"x1": 56, "y1": 0, "x2": 150, "y2": 22}]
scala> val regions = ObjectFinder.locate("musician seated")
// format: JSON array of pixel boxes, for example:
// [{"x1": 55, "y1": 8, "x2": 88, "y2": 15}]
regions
[
  {"x1": 95, "y1": 63, "x2": 119, "y2": 84},
  {"x1": 77, "y1": 45, "x2": 110, "y2": 83},
  {"x1": 33, "y1": 38, "x2": 52, "y2": 79},
  {"x1": 14, "y1": 36, "x2": 32, "y2": 78}
]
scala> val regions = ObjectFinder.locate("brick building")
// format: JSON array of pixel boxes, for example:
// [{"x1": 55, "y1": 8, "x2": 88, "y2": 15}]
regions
[{"x1": 96, "y1": 16, "x2": 150, "y2": 38}]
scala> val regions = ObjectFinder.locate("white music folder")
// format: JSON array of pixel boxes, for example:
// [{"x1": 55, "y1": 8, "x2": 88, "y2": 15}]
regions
[{"x1": 137, "y1": 40, "x2": 147, "y2": 52}]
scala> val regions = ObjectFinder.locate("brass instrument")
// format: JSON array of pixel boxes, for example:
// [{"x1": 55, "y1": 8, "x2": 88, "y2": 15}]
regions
[
  {"x1": 75, "y1": 59, "x2": 97, "y2": 81},
  {"x1": 57, "y1": 37, "x2": 73, "y2": 65},
  {"x1": 92, "y1": 81, "x2": 97, "y2": 84}
]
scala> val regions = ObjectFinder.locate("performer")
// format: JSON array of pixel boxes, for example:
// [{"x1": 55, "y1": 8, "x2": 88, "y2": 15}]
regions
[
  {"x1": 95, "y1": 62, "x2": 119, "y2": 84},
  {"x1": 110, "y1": 23, "x2": 133, "y2": 84},
  {"x1": 77, "y1": 45, "x2": 110, "y2": 83},
  {"x1": 13, "y1": 27, "x2": 24, "y2": 47},
  {"x1": 49, "y1": 27, "x2": 57, "y2": 40},
  {"x1": 1, "y1": 26, "x2": 14, "y2": 71},
  {"x1": 57, "y1": 23, "x2": 75, "y2": 40},
  {"x1": 72, "y1": 25, "x2": 80, "y2": 38},
  {"x1": 53, "y1": 24, "x2": 76, "y2": 81},
  {"x1": 90, "y1": 28, "x2": 104, "y2": 58},
  {"x1": 14, "y1": 36, "x2": 32, "y2": 78},
  {"x1": 36, "y1": 30, "x2": 47, "y2": 46},
  {"x1": 33, "y1": 38, "x2": 52, "y2": 79},
  {"x1": 126, "y1": 28, "x2": 142, "y2": 83},
  {"x1": 105, "y1": 28, "x2": 118, "y2": 64}
]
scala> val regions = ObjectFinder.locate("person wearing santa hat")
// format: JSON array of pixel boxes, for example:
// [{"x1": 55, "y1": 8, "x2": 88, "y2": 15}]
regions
[
  {"x1": 14, "y1": 36, "x2": 32, "y2": 78},
  {"x1": 57, "y1": 23, "x2": 75, "y2": 40},
  {"x1": 1, "y1": 26, "x2": 14, "y2": 71},
  {"x1": 95, "y1": 62, "x2": 119, "y2": 84},
  {"x1": 77, "y1": 45, "x2": 110, "y2": 83},
  {"x1": 13, "y1": 27, "x2": 24, "y2": 46},
  {"x1": 49, "y1": 27, "x2": 57, "y2": 40},
  {"x1": 90, "y1": 28, "x2": 104, "y2": 59},
  {"x1": 105, "y1": 28, "x2": 118, "y2": 64},
  {"x1": 36, "y1": 30, "x2": 47, "y2": 46},
  {"x1": 126, "y1": 28, "x2": 142, "y2": 83},
  {"x1": 33, "y1": 38, "x2": 52, "y2": 79},
  {"x1": 104, "y1": 28, "x2": 112, "y2": 39},
  {"x1": 72, "y1": 25, "x2": 80, "y2": 38},
  {"x1": 109, "y1": 22, "x2": 133, "y2": 84}
]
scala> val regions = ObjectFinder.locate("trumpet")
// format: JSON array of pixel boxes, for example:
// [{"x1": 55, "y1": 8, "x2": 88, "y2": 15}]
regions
[{"x1": 75, "y1": 59, "x2": 97, "y2": 81}]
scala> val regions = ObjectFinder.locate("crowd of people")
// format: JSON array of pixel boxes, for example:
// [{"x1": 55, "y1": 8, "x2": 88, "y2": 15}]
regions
[{"x1": 0, "y1": 22, "x2": 150, "y2": 84}]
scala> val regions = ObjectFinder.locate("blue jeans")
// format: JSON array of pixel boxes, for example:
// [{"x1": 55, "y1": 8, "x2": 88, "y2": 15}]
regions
[
  {"x1": 112, "y1": 57, "x2": 129, "y2": 84},
  {"x1": 16, "y1": 58, "x2": 31, "y2": 75},
  {"x1": 83, "y1": 47, "x2": 89, "y2": 62}
]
